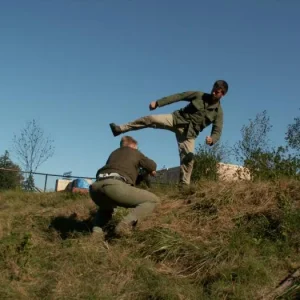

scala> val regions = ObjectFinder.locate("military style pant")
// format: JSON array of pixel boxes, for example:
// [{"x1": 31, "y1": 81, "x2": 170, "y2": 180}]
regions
[
  {"x1": 119, "y1": 114, "x2": 195, "y2": 185},
  {"x1": 89, "y1": 178, "x2": 160, "y2": 229}
]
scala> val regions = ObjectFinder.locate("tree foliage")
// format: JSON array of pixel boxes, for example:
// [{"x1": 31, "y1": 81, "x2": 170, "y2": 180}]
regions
[
  {"x1": 233, "y1": 110, "x2": 299, "y2": 181},
  {"x1": 12, "y1": 119, "x2": 55, "y2": 172},
  {"x1": 0, "y1": 151, "x2": 24, "y2": 190},
  {"x1": 285, "y1": 113, "x2": 300, "y2": 152},
  {"x1": 189, "y1": 110, "x2": 300, "y2": 183},
  {"x1": 233, "y1": 110, "x2": 272, "y2": 164},
  {"x1": 245, "y1": 146, "x2": 299, "y2": 181},
  {"x1": 22, "y1": 173, "x2": 36, "y2": 191}
]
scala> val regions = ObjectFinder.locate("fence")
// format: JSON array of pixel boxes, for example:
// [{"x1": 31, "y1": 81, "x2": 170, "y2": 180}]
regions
[
  {"x1": 0, "y1": 168, "x2": 96, "y2": 192},
  {"x1": 0, "y1": 168, "x2": 172, "y2": 192},
  {"x1": 0, "y1": 163, "x2": 251, "y2": 192}
]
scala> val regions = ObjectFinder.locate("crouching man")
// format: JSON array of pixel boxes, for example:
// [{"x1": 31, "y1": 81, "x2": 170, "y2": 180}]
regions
[{"x1": 89, "y1": 136, "x2": 159, "y2": 238}]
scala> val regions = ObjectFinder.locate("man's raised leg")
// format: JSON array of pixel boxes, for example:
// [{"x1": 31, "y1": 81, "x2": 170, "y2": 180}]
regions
[{"x1": 110, "y1": 114, "x2": 174, "y2": 136}]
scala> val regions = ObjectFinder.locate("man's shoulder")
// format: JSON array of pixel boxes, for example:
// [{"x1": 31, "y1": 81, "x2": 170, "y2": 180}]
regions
[
  {"x1": 167, "y1": 90, "x2": 205, "y2": 98},
  {"x1": 108, "y1": 147, "x2": 129, "y2": 158},
  {"x1": 195, "y1": 90, "x2": 205, "y2": 95},
  {"x1": 190, "y1": 91, "x2": 212, "y2": 101},
  {"x1": 109, "y1": 147, "x2": 122, "y2": 155},
  {"x1": 115, "y1": 146, "x2": 143, "y2": 157},
  {"x1": 135, "y1": 148, "x2": 147, "y2": 158},
  {"x1": 183, "y1": 90, "x2": 205, "y2": 97}
]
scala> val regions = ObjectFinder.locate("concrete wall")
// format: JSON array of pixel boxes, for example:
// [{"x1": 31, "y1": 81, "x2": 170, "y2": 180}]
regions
[
  {"x1": 217, "y1": 163, "x2": 251, "y2": 181},
  {"x1": 55, "y1": 179, "x2": 73, "y2": 192},
  {"x1": 150, "y1": 166, "x2": 180, "y2": 184}
]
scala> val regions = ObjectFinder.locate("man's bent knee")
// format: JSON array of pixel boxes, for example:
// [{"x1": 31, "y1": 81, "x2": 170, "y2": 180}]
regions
[
  {"x1": 137, "y1": 115, "x2": 152, "y2": 126},
  {"x1": 143, "y1": 115, "x2": 161, "y2": 127},
  {"x1": 148, "y1": 193, "x2": 160, "y2": 204},
  {"x1": 145, "y1": 114, "x2": 173, "y2": 129},
  {"x1": 182, "y1": 152, "x2": 194, "y2": 164}
]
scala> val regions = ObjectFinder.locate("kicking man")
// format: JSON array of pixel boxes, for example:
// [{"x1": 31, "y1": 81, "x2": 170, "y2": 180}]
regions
[{"x1": 109, "y1": 80, "x2": 229, "y2": 187}]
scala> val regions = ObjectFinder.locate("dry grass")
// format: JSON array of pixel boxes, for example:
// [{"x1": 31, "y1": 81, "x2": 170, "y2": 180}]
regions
[{"x1": 0, "y1": 180, "x2": 300, "y2": 299}]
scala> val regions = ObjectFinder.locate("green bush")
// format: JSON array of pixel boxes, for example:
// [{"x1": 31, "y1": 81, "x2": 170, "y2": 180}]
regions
[
  {"x1": 192, "y1": 142, "x2": 230, "y2": 182},
  {"x1": 245, "y1": 146, "x2": 300, "y2": 181},
  {"x1": 0, "y1": 151, "x2": 23, "y2": 190}
]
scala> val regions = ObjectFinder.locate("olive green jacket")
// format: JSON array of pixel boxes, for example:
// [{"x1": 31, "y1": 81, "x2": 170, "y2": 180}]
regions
[
  {"x1": 96, "y1": 146, "x2": 157, "y2": 185},
  {"x1": 156, "y1": 91, "x2": 223, "y2": 143}
]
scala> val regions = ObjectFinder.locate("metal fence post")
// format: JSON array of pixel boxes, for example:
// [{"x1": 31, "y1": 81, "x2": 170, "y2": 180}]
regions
[{"x1": 44, "y1": 174, "x2": 48, "y2": 192}]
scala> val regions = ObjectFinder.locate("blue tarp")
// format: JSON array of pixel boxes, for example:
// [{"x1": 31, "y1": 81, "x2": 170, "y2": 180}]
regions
[{"x1": 72, "y1": 178, "x2": 90, "y2": 189}]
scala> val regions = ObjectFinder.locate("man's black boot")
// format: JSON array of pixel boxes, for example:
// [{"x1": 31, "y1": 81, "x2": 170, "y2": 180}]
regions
[{"x1": 109, "y1": 123, "x2": 122, "y2": 137}]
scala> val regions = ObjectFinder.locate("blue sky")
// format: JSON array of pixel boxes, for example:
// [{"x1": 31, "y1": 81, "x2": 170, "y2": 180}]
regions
[{"x1": 1, "y1": 0, "x2": 299, "y2": 189}]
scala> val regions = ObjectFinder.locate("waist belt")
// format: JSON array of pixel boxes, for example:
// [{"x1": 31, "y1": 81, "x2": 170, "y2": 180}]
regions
[{"x1": 97, "y1": 173, "x2": 127, "y2": 183}]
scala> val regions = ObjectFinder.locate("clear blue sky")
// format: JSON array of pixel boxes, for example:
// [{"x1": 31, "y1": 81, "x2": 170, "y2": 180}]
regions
[{"x1": 1, "y1": 0, "x2": 299, "y2": 189}]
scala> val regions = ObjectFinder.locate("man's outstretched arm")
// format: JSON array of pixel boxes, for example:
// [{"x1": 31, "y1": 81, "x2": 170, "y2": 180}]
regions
[{"x1": 150, "y1": 91, "x2": 198, "y2": 110}]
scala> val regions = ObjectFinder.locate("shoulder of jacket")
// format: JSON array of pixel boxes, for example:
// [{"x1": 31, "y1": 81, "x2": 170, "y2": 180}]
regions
[
  {"x1": 110, "y1": 148, "x2": 120, "y2": 154},
  {"x1": 136, "y1": 149, "x2": 146, "y2": 157},
  {"x1": 190, "y1": 91, "x2": 204, "y2": 97}
]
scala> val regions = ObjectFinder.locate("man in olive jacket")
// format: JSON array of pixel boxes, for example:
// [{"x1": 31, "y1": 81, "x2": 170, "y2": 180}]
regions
[
  {"x1": 89, "y1": 136, "x2": 159, "y2": 237},
  {"x1": 109, "y1": 80, "x2": 229, "y2": 186}
]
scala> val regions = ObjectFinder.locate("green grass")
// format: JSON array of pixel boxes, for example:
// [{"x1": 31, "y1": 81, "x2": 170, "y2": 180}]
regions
[{"x1": 0, "y1": 180, "x2": 300, "y2": 299}]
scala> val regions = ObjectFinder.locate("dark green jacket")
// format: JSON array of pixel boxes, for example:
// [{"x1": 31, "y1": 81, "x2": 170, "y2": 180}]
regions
[
  {"x1": 96, "y1": 146, "x2": 157, "y2": 185},
  {"x1": 156, "y1": 91, "x2": 223, "y2": 143}
]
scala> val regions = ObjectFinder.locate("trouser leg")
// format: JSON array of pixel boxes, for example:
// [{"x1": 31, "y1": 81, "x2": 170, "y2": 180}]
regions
[
  {"x1": 89, "y1": 182, "x2": 115, "y2": 229},
  {"x1": 100, "y1": 179, "x2": 160, "y2": 225},
  {"x1": 93, "y1": 208, "x2": 114, "y2": 228},
  {"x1": 175, "y1": 130, "x2": 195, "y2": 185},
  {"x1": 119, "y1": 114, "x2": 174, "y2": 133}
]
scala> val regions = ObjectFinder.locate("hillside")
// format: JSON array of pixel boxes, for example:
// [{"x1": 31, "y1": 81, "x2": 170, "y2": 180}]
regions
[{"x1": 0, "y1": 180, "x2": 299, "y2": 300}]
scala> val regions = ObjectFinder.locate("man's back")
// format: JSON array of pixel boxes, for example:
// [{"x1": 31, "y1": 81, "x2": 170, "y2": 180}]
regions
[
  {"x1": 90, "y1": 136, "x2": 159, "y2": 237},
  {"x1": 96, "y1": 146, "x2": 156, "y2": 185}
]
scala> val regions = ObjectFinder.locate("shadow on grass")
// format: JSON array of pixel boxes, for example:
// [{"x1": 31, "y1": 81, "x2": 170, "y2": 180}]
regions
[
  {"x1": 49, "y1": 212, "x2": 95, "y2": 239},
  {"x1": 48, "y1": 212, "x2": 120, "y2": 241}
]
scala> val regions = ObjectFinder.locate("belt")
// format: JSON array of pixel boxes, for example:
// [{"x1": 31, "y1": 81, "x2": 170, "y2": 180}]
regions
[{"x1": 96, "y1": 173, "x2": 127, "y2": 183}]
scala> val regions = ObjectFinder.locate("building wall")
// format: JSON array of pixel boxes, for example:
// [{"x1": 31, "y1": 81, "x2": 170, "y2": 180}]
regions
[{"x1": 151, "y1": 166, "x2": 180, "y2": 184}]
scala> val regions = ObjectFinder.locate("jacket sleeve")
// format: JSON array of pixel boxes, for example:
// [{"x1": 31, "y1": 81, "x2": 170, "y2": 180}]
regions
[
  {"x1": 156, "y1": 91, "x2": 197, "y2": 107},
  {"x1": 210, "y1": 108, "x2": 223, "y2": 145},
  {"x1": 138, "y1": 152, "x2": 157, "y2": 173}
]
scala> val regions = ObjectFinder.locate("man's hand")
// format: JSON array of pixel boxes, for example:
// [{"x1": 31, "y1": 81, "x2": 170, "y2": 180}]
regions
[
  {"x1": 150, "y1": 170, "x2": 156, "y2": 176},
  {"x1": 149, "y1": 101, "x2": 158, "y2": 111},
  {"x1": 206, "y1": 136, "x2": 213, "y2": 145}
]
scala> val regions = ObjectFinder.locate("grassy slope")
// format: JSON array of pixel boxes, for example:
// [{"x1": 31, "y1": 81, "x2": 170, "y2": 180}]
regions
[{"x1": 0, "y1": 180, "x2": 299, "y2": 300}]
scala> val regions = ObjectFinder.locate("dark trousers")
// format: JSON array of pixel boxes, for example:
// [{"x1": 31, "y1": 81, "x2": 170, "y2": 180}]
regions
[{"x1": 89, "y1": 178, "x2": 159, "y2": 228}]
